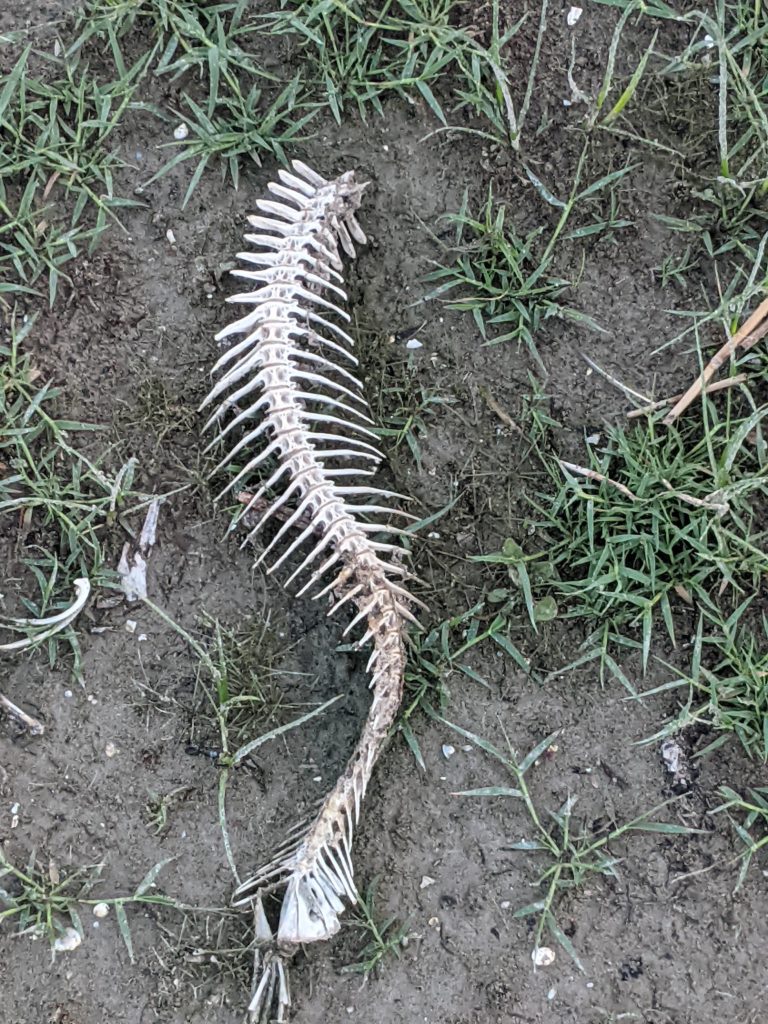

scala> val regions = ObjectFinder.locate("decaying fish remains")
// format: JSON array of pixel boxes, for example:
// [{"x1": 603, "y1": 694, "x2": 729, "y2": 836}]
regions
[{"x1": 201, "y1": 160, "x2": 421, "y2": 1020}]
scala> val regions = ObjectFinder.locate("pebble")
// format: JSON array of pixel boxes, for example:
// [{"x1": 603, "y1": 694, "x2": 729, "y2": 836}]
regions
[
  {"x1": 420, "y1": 875, "x2": 436, "y2": 889},
  {"x1": 105, "y1": 743, "x2": 118, "y2": 759},
  {"x1": 93, "y1": 903, "x2": 110, "y2": 919},
  {"x1": 405, "y1": 338, "x2": 423, "y2": 350},
  {"x1": 173, "y1": 123, "x2": 189, "y2": 141},
  {"x1": 567, "y1": 6, "x2": 583, "y2": 27}
]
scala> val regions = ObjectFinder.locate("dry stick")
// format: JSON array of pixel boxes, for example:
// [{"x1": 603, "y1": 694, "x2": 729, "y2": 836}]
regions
[
  {"x1": 663, "y1": 297, "x2": 768, "y2": 426},
  {"x1": 0, "y1": 693, "x2": 44, "y2": 735},
  {"x1": 558, "y1": 459, "x2": 638, "y2": 501},
  {"x1": 627, "y1": 375, "x2": 747, "y2": 419}
]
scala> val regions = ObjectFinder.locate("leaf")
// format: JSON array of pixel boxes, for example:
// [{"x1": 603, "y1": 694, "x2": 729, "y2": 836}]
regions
[
  {"x1": 524, "y1": 166, "x2": 565, "y2": 208},
  {"x1": 576, "y1": 164, "x2": 638, "y2": 201},
  {"x1": 115, "y1": 902, "x2": 134, "y2": 963},
  {"x1": 518, "y1": 730, "x2": 561, "y2": 775},
  {"x1": 415, "y1": 79, "x2": 446, "y2": 124},
  {"x1": 436, "y1": 715, "x2": 508, "y2": 763},
  {"x1": 490, "y1": 627, "x2": 529, "y2": 674},
  {"x1": 546, "y1": 911, "x2": 585, "y2": 972},
  {"x1": 0, "y1": 46, "x2": 30, "y2": 120},
  {"x1": 603, "y1": 31, "x2": 659, "y2": 126},
  {"x1": 232, "y1": 695, "x2": 343, "y2": 765},
  {"x1": 629, "y1": 821, "x2": 704, "y2": 835},
  {"x1": 533, "y1": 596, "x2": 558, "y2": 622},
  {"x1": 400, "y1": 721, "x2": 425, "y2": 770},
  {"x1": 505, "y1": 839, "x2": 548, "y2": 850},
  {"x1": 512, "y1": 900, "x2": 546, "y2": 918},
  {"x1": 134, "y1": 857, "x2": 175, "y2": 897},
  {"x1": 453, "y1": 786, "x2": 523, "y2": 798}
]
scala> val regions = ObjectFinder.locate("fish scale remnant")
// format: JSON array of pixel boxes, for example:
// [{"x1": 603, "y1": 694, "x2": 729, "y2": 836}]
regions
[{"x1": 200, "y1": 159, "x2": 422, "y2": 1022}]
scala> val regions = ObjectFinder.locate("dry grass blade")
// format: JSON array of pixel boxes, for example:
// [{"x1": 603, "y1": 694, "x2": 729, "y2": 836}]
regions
[{"x1": 663, "y1": 297, "x2": 768, "y2": 425}]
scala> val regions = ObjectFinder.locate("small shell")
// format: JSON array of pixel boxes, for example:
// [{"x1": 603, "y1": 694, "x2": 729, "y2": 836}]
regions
[
  {"x1": 441, "y1": 744, "x2": 455, "y2": 760},
  {"x1": 53, "y1": 927, "x2": 82, "y2": 952},
  {"x1": 93, "y1": 903, "x2": 110, "y2": 919},
  {"x1": 173, "y1": 123, "x2": 189, "y2": 141},
  {"x1": 532, "y1": 946, "x2": 556, "y2": 967}
]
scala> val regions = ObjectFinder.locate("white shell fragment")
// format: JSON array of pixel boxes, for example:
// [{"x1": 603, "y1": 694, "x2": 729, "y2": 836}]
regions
[
  {"x1": 419, "y1": 875, "x2": 436, "y2": 889},
  {"x1": 53, "y1": 927, "x2": 82, "y2": 953},
  {"x1": 532, "y1": 946, "x2": 556, "y2": 967},
  {"x1": 441, "y1": 744, "x2": 455, "y2": 760},
  {"x1": 118, "y1": 500, "x2": 162, "y2": 602},
  {"x1": 567, "y1": 6, "x2": 583, "y2": 27},
  {"x1": 173, "y1": 122, "x2": 189, "y2": 141},
  {"x1": 405, "y1": 337, "x2": 423, "y2": 350},
  {"x1": 92, "y1": 903, "x2": 110, "y2": 919}
]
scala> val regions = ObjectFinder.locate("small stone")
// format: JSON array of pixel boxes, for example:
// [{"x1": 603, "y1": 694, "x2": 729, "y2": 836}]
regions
[
  {"x1": 547, "y1": 987, "x2": 556, "y2": 1001},
  {"x1": 166, "y1": 228, "x2": 176, "y2": 245},
  {"x1": 532, "y1": 946, "x2": 556, "y2": 967},
  {"x1": 500, "y1": 900, "x2": 510, "y2": 909},
  {"x1": 93, "y1": 903, "x2": 110, "y2": 919},
  {"x1": 64, "y1": 690, "x2": 73, "y2": 698},
  {"x1": 105, "y1": 743, "x2": 118, "y2": 759},
  {"x1": 428, "y1": 916, "x2": 439, "y2": 928},
  {"x1": 567, "y1": 7, "x2": 583, "y2": 27},
  {"x1": 173, "y1": 123, "x2": 189, "y2": 141},
  {"x1": 405, "y1": 338, "x2": 423, "y2": 350},
  {"x1": 125, "y1": 620, "x2": 137, "y2": 634},
  {"x1": 420, "y1": 875, "x2": 436, "y2": 890}
]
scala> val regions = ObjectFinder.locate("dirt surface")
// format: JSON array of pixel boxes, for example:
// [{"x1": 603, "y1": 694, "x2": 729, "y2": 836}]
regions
[{"x1": 2, "y1": 3, "x2": 767, "y2": 1024}]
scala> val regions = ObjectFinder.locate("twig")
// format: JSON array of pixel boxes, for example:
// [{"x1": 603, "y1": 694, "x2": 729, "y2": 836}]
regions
[
  {"x1": 557, "y1": 459, "x2": 637, "y2": 500},
  {"x1": 580, "y1": 353, "x2": 651, "y2": 403},
  {"x1": 663, "y1": 297, "x2": 768, "y2": 426},
  {"x1": 478, "y1": 386, "x2": 524, "y2": 435},
  {"x1": 627, "y1": 375, "x2": 747, "y2": 419},
  {"x1": 0, "y1": 693, "x2": 44, "y2": 735}
]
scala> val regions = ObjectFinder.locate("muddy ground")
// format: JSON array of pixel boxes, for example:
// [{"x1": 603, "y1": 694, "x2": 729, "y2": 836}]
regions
[{"x1": 2, "y1": 3, "x2": 767, "y2": 1024}]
